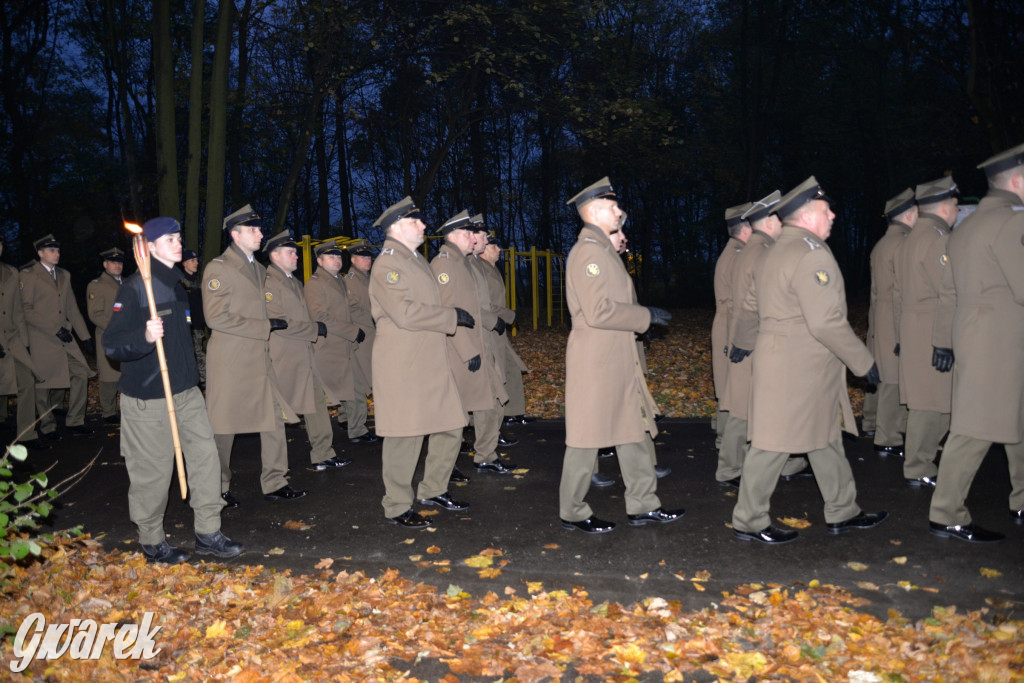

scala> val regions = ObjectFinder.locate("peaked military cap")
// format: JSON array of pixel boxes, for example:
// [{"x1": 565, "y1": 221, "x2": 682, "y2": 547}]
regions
[
  {"x1": 977, "y1": 142, "x2": 1024, "y2": 177},
  {"x1": 373, "y1": 196, "x2": 420, "y2": 231},
  {"x1": 439, "y1": 209, "x2": 473, "y2": 235},
  {"x1": 263, "y1": 230, "x2": 297, "y2": 253},
  {"x1": 468, "y1": 213, "x2": 488, "y2": 231},
  {"x1": 774, "y1": 176, "x2": 830, "y2": 220},
  {"x1": 884, "y1": 188, "x2": 916, "y2": 219},
  {"x1": 223, "y1": 204, "x2": 260, "y2": 232},
  {"x1": 100, "y1": 247, "x2": 125, "y2": 263},
  {"x1": 314, "y1": 240, "x2": 343, "y2": 257},
  {"x1": 566, "y1": 177, "x2": 615, "y2": 209},
  {"x1": 725, "y1": 203, "x2": 753, "y2": 227},
  {"x1": 33, "y1": 234, "x2": 60, "y2": 251},
  {"x1": 346, "y1": 239, "x2": 375, "y2": 257},
  {"x1": 742, "y1": 191, "x2": 782, "y2": 223},
  {"x1": 182, "y1": 249, "x2": 199, "y2": 262},
  {"x1": 915, "y1": 176, "x2": 958, "y2": 204},
  {"x1": 485, "y1": 232, "x2": 504, "y2": 248}
]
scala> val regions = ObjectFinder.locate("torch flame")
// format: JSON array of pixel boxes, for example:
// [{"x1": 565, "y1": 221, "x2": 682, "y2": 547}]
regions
[{"x1": 125, "y1": 222, "x2": 143, "y2": 234}]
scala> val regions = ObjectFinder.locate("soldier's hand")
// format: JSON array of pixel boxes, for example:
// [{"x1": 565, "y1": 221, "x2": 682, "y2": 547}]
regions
[
  {"x1": 864, "y1": 362, "x2": 880, "y2": 386},
  {"x1": 647, "y1": 306, "x2": 671, "y2": 327},
  {"x1": 932, "y1": 347, "x2": 954, "y2": 373},
  {"x1": 454, "y1": 307, "x2": 475, "y2": 328},
  {"x1": 81, "y1": 338, "x2": 95, "y2": 355},
  {"x1": 56, "y1": 327, "x2": 73, "y2": 343},
  {"x1": 317, "y1": 322, "x2": 327, "y2": 337},
  {"x1": 145, "y1": 317, "x2": 164, "y2": 343},
  {"x1": 729, "y1": 345, "x2": 752, "y2": 363},
  {"x1": 355, "y1": 328, "x2": 366, "y2": 343},
  {"x1": 269, "y1": 318, "x2": 288, "y2": 332},
  {"x1": 467, "y1": 355, "x2": 481, "y2": 372},
  {"x1": 493, "y1": 317, "x2": 506, "y2": 335},
  {"x1": 893, "y1": 343, "x2": 900, "y2": 356}
]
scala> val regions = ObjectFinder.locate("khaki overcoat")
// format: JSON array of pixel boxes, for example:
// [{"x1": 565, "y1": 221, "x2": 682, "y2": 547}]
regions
[
  {"x1": 344, "y1": 267, "x2": 375, "y2": 389},
  {"x1": 564, "y1": 224, "x2": 658, "y2": 448},
  {"x1": 20, "y1": 261, "x2": 93, "y2": 389},
  {"x1": 202, "y1": 243, "x2": 297, "y2": 434},
  {"x1": 480, "y1": 257, "x2": 528, "y2": 373},
  {"x1": 86, "y1": 272, "x2": 122, "y2": 382},
  {"x1": 932, "y1": 189, "x2": 1024, "y2": 444},
  {"x1": 722, "y1": 230, "x2": 774, "y2": 420},
  {"x1": 264, "y1": 264, "x2": 321, "y2": 415},
  {"x1": 468, "y1": 255, "x2": 507, "y2": 383},
  {"x1": 369, "y1": 237, "x2": 466, "y2": 437},
  {"x1": 304, "y1": 269, "x2": 360, "y2": 404},
  {"x1": 748, "y1": 225, "x2": 873, "y2": 453},
  {"x1": 712, "y1": 237, "x2": 744, "y2": 399},
  {"x1": 894, "y1": 212, "x2": 952, "y2": 412},
  {"x1": 430, "y1": 244, "x2": 507, "y2": 411},
  {"x1": 0, "y1": 263, "x2": 34, "y2": 394},
  {"x1": 868, "y1": 222, "x2": 910, "y2": 382}
]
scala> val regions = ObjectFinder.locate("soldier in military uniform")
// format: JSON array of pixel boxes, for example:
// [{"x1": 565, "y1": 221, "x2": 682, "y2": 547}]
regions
[
  {"x1": 87, "y1": 248, "x2": 125, "y2": 423},
  {"x1": 893, "y1": 178, "x2": 958, "y2": 487},
  {"x1": 103, "y1": 216, "x2": 243, "y2": 564},
  {"x1": 179, "y1": 249, "x2": 206, "y2": 385},
  {"x1": 724, "y1": 191, "x2": 810, "y2": 487},
  {"x1": 304, "y1": 241, "x2": 375, "y2": 442},
  {"x1": 0, "y1": 235, "x2": 44, "y2": 449},
  {"x1": 203, "y1": 205, "x2": 304, "y2": 507},
  {"x1": 369, "y1": 197, "x2": 473, "y2": 528},
  {"x1": 928, "y1": 143, "x2": 1024, "y2": 543},
  {"x1": 559, "y1": 178, "x2": 683, "y2": 534},
  {"x1": 868, "y1": 190, "x2": 914, "y2": 456},
  {"x1": 732, "y1": 177, "x2": 886, "y2": 544},
  {"x1": 711, "y1": 204, "x2": 752, "y2": 451},
  {"x1": 263, "y1": 231, "x2": 350, "y2": 472},
  {"x1": 21, "y1": 234, "x2": 95, "y2": 438},
  {"x1": 343, "y1": 239, "x2": 376, "y2": 430}
]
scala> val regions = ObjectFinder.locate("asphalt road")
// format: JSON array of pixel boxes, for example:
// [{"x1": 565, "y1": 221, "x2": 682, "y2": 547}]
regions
[{"x1": 10, "y1": 413, "x2": 1023, "y2": 623}]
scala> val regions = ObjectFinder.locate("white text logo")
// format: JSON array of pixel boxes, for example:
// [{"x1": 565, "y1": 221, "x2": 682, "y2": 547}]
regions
[{"x1": 11, "y1": 612, "x2": 162, "y2": 673}]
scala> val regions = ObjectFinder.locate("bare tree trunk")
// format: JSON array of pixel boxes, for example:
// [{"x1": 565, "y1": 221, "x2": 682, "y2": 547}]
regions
[
  {"x1": 203, "y1": 0, "x2": 234, "y2": 264},
  {"x1": 153, "y1": 0, "x2": 179, "y2": 216},
  {"x1": 315, "y1": 99, "x2": 330, "y2": 236},
  {"x1": 273, "y1": 82, "x2": 328, "y2": 233},
  {"x1": 183, "y1": 0, "x2": 206, "y2": 250},
  {"x1": 334, "y1": 94, "x2": 354, "y2": 235}
]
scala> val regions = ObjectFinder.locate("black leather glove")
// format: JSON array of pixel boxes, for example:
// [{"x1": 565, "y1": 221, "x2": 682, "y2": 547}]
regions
[
  {"x1": 729, "y1": 346, "x2": 752, "y2": 363},
  {"x1": 864, "y1": 363, "x2": 880, "y2": 386},
  {"x1": 647, "y1": 306, "x2": 672, "y2": 327},
  {"x1": 316, "y1": 322, "x2": 327, "y2": 337},
  {"x1": 467, "y1": 355, "x2": 481, "y2": 372},
  {"x1": 81, "y1": 338, "x2": 95, "y2": 355},
  {"x1": 493, "y1": 317, "x2": 506, "y2": 336},
  {"x1": 454, "y1": 307, "x2": 475, "y2": 328},
  {"x1": 269, "y1": 318, "x2": 288, "y2": 332},
  {"x1": 932, "y1": 347, "x2": 954, "y2": 373},
  {"x1": 355, "y1": 328, "x2": 366, "y2": 343},
  {"x1": 56, "y1": 327, "x2": 73, "y2": 343},
  {"x1": 893, "y1": 343, "x2": 900, "y2": 356}
]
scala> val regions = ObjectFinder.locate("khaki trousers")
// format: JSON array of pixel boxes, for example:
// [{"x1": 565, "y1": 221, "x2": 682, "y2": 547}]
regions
[
  {"x1": 472, "y1": 396, "x2": 504, "y2": 463},
  {"x1": 99, "y1": 380, "x2": 119, "y2": 417},
  {"x1": 503, "y1": 353, "x2": 526, "y2": 416},
  {"x1": 341, "y1": 364, "x2": 370, "y2": 438},
  {"x1": 930, "y1": 435, "x2": 1024, "y2": 525},
  {"x1": 36, "y1": 353, "x2": 91, "y2": 432},
  {"x1": 304, "y1": 377, "x2": 337, "y2": 464},
  {"x1": 719, "y1": 415, "x2": 808, "y2": 481},
  {"x1": 861, "y1": 388, "x2": 878, "y2": 432},
  {"x1": 215, "y1": 396, "x2": 289, "y2": 494},
  {"x1": 714, "y1": 408, "x2": 728, "y2": 450},
  {"x1": 122, "y1": 387, "x2": 223, "y2": 545},
  {"x1": 15, "y1": 359, "x2": 38, "y2": 441},
  {"x1": 381, "y1": 428, "x2": 462, "y2": 518},
  {"x1": 560, "y1": 437, "x2": 660, "y2": 521},
  {"x1": 904, "y1": 409, "x2": 949, "y2": 479},
  {"x1": 733, "y1": 439, "x2": 859, "y2": 533},
  {"x1": 872, "y1": 382, "x2": 907, "y2": 448}
]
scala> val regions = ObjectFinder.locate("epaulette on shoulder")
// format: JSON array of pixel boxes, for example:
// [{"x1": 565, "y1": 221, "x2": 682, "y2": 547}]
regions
[
  {"x1": 211, "y1": 257, "x2": 225, "y2": 263},
  {"x1": 582, "y1": 237, "x2": 598, "y2": 243},
  {"x1": 436, "y1": 250, "x2": 451, "y2": 259},
  {"x1": 802, "y1": 237, "x2": 822, "y2": 251},
  {"x1": 382, "y1": 247, "x2": 394, "y2": 255},
  {"x1": 19, "y1": 263, "x2": 34, "y2": 272},
  {"x1": 931, "y1": 225, "x2": 946, "y2": 235}
]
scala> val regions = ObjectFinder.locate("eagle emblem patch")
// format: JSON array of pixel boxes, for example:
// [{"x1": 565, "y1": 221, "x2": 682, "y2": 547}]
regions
[
  {"x1": 207, "y1": 279, "x2": 221, "y2": 291},
  {"x1": 939, "y1": 253, "x2": 949, "y2": 266},
  {"x1": 814, "y1": 270, "x2": 830, "y2": 286},
  {"x1": 265, "y1": 292, "x2": 273, "y2": 302},
  {"x1": 585, "y1": 263, "x2": 600, "y2": 278},
  {"x1": 438, "y1": 273, "x2": 450, "y2": 285},
  {"x1": 386, "y1": 271, "x2": 400, "y2": 284}
]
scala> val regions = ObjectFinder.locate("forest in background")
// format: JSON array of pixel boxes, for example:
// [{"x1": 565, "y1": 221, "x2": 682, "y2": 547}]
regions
[{"x1": 1, "y1": 0, "x2": 1022, "y2": 306}]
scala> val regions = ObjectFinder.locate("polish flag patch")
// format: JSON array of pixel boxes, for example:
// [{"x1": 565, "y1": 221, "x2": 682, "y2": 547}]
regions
[{"x1": 112, "y1": 302, "x2": 123, "y2": 311}]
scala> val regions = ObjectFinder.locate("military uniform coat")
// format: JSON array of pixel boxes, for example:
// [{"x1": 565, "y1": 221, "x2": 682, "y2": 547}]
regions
[
  {"x1": 264, "y1": 264, "x2": 321, "y2": 415},
  {"x1": 564, "y1": 224, "x2": 658, "y2": 448},
  {"x1": 712, "y1": 237, "x2": 744, "y2": 399},
  {"x1": 202, "y1": 243, "x2": 297, "y2": 434},
  {"x1": 932, "y1": 189, "x2": 1024, "y2": 444},
  {"x1": 20, "y1": 261, "x2": 93, "y2": 389},
  {"x1": 0, "y1": 262, "x2": 34, "y2": 394},
  {"x1": 344, "y1": 266, "x2": 375, "y2": 389},
  {"x1": 430, "y1": 244, "x2": 507, "y2": 411},
  {"x1": 480, "y1": 257, "x2": 528, "y2": 374},
  {"x1": 86, "y1": 272, "x2": 122, "y2": 382},
  {"x1": 468, "y1": 255, "x2": 508, "y2": 384},
  {"x1": 894, "y1": 212, "x2": 953, "y2": 412},
  {"x1": 868, "y1": 222, "x2": 910, "y2": 382},
  {"x1": 304, "y1": 269, "x2": 360, "y2": 404},
  {"x1": 369, "y1": 237, "x2": 466, "y2": 437},
  {"x1": 748, "y1": 225, "x2": 874, "y2": 453}
]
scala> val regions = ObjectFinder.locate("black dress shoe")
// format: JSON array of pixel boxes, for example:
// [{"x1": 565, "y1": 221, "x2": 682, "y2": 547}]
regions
[
  {"x1": 1011, "y1": 509, "x2": 1024, "y2": 526},
  {"x1": 17, "y1": 438, "x2": 51, "y2": 451},
  {"x1": 475, "y1": 459, "x2": 515, "y2": 474},
  {"x1": 862, "y1": 429, "x2": 875, "y2": 437},
  {"x1": 717, "y1": 476, "x2": 741, "y2": 489},
  {"x1": 141, "y1": 541, "x2": 190, "y2": 564},
  {"x1": 349, "y1": 432, "x2": 379, "y2": 443},
  {"x1": 929, "y1": 521, "x2": 1004, "y2": 542},
  {"x1": 41, "y1": 431, "x2": 63, "y2": 442},
  {"x1": 875, "y1": 445, "x2": 904, "y2": 457},
  {"x1": 598, "y1": 447, "x2": 616, "y2": 458},
  {"x1": 497, "y1": 435, "x2": 518, "y2": 447},
  {"x1": 449, "y1": 467, "x2": 470, "y2": 483},
  {"x1": 780, "y1": 465, "x2": 815, "y2": 482},
  {"x1": 655, "y1": 465, "x2": 671, "y2": 478},
  {"x1": 312, "y1": 455, "x2": 353, "y2": 471},
  {"x1": 827, "y1": 511, "x2": 889, "y2": 534},
  {"x1": 194, "y1": 530, "x2": 244, "y2": 558},
  {"x1": 561, "y1": 516, "x2": 615, "y2": 534},
  {"x1": 387, "y1": 509, "x2": 431, "y2": 528},
  {"x1": 906, "y1": 476, "x2": 937, "y2": 488},
  {"x1": 220, "y1": 491, "x2": 240, "y2": 508},
  {"x1": 67, "y1": 424, "x2": 94, "y2": 436},
  {"x1": 417, "y1": 493, "x2": 470, "y2": 511},
  {"x1": 733, "y1": 525, "x2": 798, "y2": 544},
  {"x1": 263, "y1": 485, "x2": 307, "y2": 501},
  {"x1": 628, "y1": 507, "x2": 686, "y2": 525},
  {"x1": 103, "y1": 414, "x2": 120, "y2": 424},
  {"x1": 503, "y1": 415, "x2": 535, "y2": 426},
  {"x1": 655, "y1": 414, "x2": 666, "y2": 422},
  {"x1": 591, "y1": 472, "x2": 615, "y2": 487},
  {"x1": 459, "y1": 441, "x2": 473, "y2": 456}
]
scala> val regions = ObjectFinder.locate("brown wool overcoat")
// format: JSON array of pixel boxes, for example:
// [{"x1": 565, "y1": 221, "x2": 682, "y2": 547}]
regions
[
  {"x1": 479, "y1": 257, "x2": 528, "y2": 374},
  {"x1": 344, "y1": 267, "x2": 375, "y2": 389},
  {"x1": 264, "y1": 264, "x2": 321, "y2": 415},
  {"x1": 0, "y1": 263, "x2": 34, "y2": 394},
  {"x1": 20, "y1": 261, "x2": 94, "y2": 389},
  {"x1": 304, "y1": 269, "x2": 360, "y2": 404},
  {"x1": 711, "y1": 237, "x2": 744, "y2": 400},
  {"x1": 87, "y1": 272, "x2": 122, "y2": 382},
  {"x1": 868, "y1": 222, "x2": 910, "y2": 382}
]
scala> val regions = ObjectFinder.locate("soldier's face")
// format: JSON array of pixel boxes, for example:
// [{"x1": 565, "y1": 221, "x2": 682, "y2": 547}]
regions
[
  {"x1": 393, "y1": 217, "x2": 425, "y2": 248},
  {"x1": 182, "y1": 257, "x2": 199, "y2": 275},
  {"x1": 103, "y1": 260, "x2": 123, "y2": 277},
  {"x1": 350, "y1": 254, "x2": 372, "y2": 272},
  {"x1": 232, "y1": 224, "x2": 263, "y2": 255},
  {"x1": 317, "y1": 253, "x2": 343, "y2": 275},
  {"x1": 38, "y1": 247, "x2": 60, "y2": 267},
  {"x1": 149, "y1": 232, "x2": 183, "y2": 266},
  {"x1": 804, "y1": 200, "x2": 835, "y2": 240},
  {"x1": 609, "y1": 228, "x2": 628, "y2": 254},
  {"x1": 272, "y1": 246, "x2": 299, "y2": 274},
  {"x1": 482, "y1": 244, "x2": 500, "y2": 264},
  {"x1": 449, "y1": 228, "x2": 475, "y2": 255}
]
